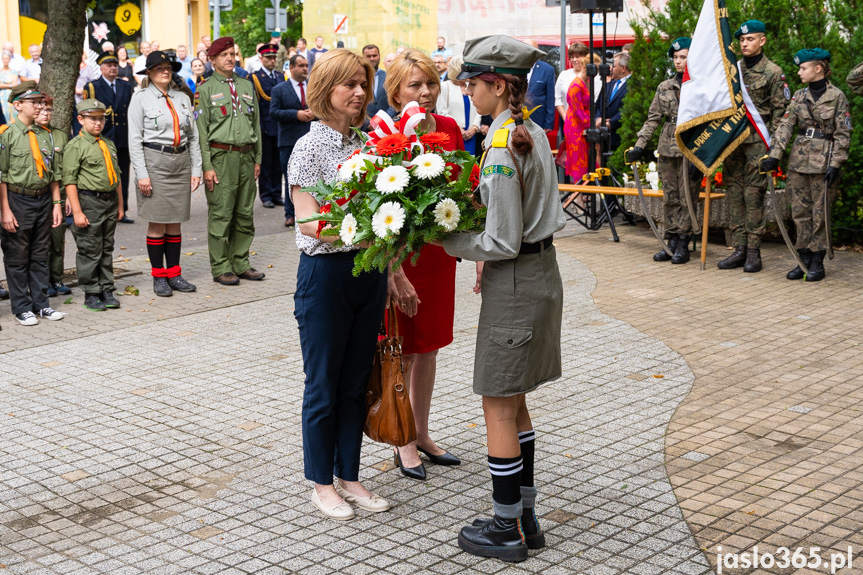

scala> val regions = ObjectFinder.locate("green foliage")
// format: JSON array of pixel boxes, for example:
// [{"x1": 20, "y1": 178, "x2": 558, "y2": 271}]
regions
[
  {"x1": 217, "y1": 0, "x2": 303, "y2": 61},
  {"x1": 621, "y1": 0, "x2": 863, "y2": 244}
]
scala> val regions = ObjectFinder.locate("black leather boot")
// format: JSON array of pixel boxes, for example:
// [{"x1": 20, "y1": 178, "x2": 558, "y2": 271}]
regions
[
  {"x1": 458, "y1": 515, "x2": 528, "y2": 562},
  {"x1": 472, "y1": 508, "x2": 546, "y2": 549},
  {"x1": 653, "y1": 235, "x2": 678, "y2": 262},
  {"x1": 786, "y1": 249, "x2": 811, "y2": 280},
  {"x1": 671, "y1": 234, "x2": 691, "y2": 264},
  {"x1": 806, "y1": 250, "x2": 826, "y2": 282},
  {"x1": 717, "y1": 246, "x2": 747, "y2": 269},
  {"x1": 743, "y1": 247, "x2": 762, "y2": 273}
]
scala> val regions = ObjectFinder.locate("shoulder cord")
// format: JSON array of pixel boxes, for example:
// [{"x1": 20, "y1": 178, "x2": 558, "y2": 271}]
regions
[{"x1": 251, "y1": 74, "x2": 271, "y2": 102}]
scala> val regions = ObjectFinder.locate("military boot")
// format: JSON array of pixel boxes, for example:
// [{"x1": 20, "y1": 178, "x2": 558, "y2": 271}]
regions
[
  {"x1": 671, "y1": 234, "x2": 691, "y2": 264},
  {"x1": 458, "y1": 515, "x2": 528, "y2": 562},
  {"x1": 786, "y1": 249, "x2": 811, "y2": 280},
  {"x1": 653, "y1": 235, "x2": 679, "y2": 262},
  {"x1": 717, "y1": 246, "x2": 747, "y2": 269},
  {"x1": 806, "y1": 250, "x2": 826, "y2": 282},
  {"x1": 472, "y1": 508, "x2": 546, "y2": 549},
  {"x1": 743, "y1": 247, "x2": 762, "y2": 273}
]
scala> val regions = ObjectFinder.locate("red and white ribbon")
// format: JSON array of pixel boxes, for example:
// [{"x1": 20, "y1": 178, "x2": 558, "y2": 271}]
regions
[{"x1": 365, "y1": 101, "x2": 427, "y2": 155}]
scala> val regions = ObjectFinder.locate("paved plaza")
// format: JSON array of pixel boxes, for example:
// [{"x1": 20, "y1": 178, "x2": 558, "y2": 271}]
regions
[{"x1": 1, "y1": 216, "x2": 862, "y2": 574}]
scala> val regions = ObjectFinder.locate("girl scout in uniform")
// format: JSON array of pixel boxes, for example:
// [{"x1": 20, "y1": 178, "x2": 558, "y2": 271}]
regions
[
  {"x1": 440, "y1": 35, "x2": 566, "y2": 562},
  {"x1": 760, "y1": 49, "x2": 851, "y2": 282}
]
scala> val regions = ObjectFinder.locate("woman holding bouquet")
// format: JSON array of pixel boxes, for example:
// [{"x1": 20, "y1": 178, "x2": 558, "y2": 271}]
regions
[
  {"x1": 441, "y1": 36, "x2": 566, "y2": 562},
  {"x1": 288, "y1": 49, "x2": 392, "y2": 521},
  {"x1": 383, "y1": 49, "x2": 466, "y2": 480}
]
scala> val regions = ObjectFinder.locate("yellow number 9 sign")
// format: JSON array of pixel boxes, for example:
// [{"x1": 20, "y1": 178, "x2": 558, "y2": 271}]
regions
[{"x1": 115, "y1": 2, "x2": 142, "y2": 36}]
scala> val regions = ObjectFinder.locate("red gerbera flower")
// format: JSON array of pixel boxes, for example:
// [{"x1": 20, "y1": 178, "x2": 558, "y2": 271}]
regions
[
  {"x1": 375, "y1": 133, "x2": 410, "y2": 156},
  {"x1": 419, "y1": 132, "x2": 451, "y2": 150},
  {"x1": 469, "y1": 164, "x2": 480, "y2": 189}
]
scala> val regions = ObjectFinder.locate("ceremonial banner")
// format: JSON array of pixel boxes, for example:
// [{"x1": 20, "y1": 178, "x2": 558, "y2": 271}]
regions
[{"x1": 675, "y1": 0, "x2": 751, "y2": 174}]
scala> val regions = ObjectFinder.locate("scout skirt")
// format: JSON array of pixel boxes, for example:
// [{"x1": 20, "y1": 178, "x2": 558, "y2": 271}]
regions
[
  {"x1": 136, "y1": 147, "x2": 192, "y2": 224},
  {"x1": 473, "y1": 244, "x2": 563, "y2": 397}
]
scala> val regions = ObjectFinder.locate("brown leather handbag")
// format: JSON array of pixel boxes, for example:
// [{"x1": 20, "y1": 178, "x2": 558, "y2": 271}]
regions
[{"x1": 364, "y1": 306, "x2": 417, "y2": 447}]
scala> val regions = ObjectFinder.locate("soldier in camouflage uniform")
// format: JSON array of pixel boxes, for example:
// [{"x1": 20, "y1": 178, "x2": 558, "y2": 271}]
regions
[
  {"x1": 627, "y1": 37, "x2": 701, "y2": 265},
  {"x1": 761, "y1": 49, "x2": 851, "y2": 282},
  {"x1": 847, "y1": 61, "x2": 863, "y2": 96},
  {"x1": 718, "y1": 20, "x2": 790, "y2": 273}
]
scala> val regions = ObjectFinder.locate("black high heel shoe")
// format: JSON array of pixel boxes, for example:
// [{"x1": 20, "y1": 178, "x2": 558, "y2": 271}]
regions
[
  {"x1": 394, "y1": 447, "x2": 426, "y2": 480},
  {"x1": 417, "y1": 446, "x2": 461, "y2": 466}
]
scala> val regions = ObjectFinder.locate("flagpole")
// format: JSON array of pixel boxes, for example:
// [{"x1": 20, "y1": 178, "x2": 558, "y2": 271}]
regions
[{"x1": 700, "y1": 177, "x2": 712, "y2": 270}]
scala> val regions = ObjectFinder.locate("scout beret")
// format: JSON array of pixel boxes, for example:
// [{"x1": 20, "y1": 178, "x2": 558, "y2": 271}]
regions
[
  {"x1": 8, "y1": 80, "x2": 42, "y2": 103},
  {"x1": 76, "y1": 99, "x2": 107, "y2": 115},
  {"x1": 270, "y1": 31, "x2": 281, "y2": 38},
  {"x1": 258, "y1": 43, "x2": 279, "y2": 56},
  {"x1": 97, "y1": 50, "x2": 118, "y2": 65},
  {"x1": 734, "y1": 20, "x2": 766, "y2": 39},
  {"x1": 794, "y1": 48, "x2": 831, "y2": 66},
  {"x1": 207, "y1": 36, "x2": 235, "y2": 59},
  {"x1": 668, "y1": 37, "x2": 691, "y2": 58},
  {"x1": 458, "y1": 35, "x2": 544, "y2": 80},
  {"x1": 137, "y1": 50, "x2": 182, "y2": 75}
]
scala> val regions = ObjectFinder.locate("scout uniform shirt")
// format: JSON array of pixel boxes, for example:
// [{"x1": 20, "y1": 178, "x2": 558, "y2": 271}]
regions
[
  {"x1": 740, "y1": 56, "x2": 790, "y2": 144},
  {"x1": 62, "y1": 131, "x2": 122, "y2": 192},
  {"x1": 194, "y1": 70, "x2": 263, "y2": 172},
  {"x1": 635, "y1": 76, "x2": 684, "y2": 157},
  {"x1": 769, "y1": 83, "x2": 852, "y2": 174},
  {"x1": 39, "y1": 127, "x2": 68, "y2": 198},
  {"x1": 0, "y1": 121, "x2": 59, "y2": 191},
  {"x1": 443, "y1": 110, "x2": 566, "y2": 261}
]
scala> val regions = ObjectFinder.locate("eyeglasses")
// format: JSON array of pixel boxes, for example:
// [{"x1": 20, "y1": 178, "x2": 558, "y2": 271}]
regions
[{"x1": 20, "y1": 99, "x2": 45, "y2": 108}]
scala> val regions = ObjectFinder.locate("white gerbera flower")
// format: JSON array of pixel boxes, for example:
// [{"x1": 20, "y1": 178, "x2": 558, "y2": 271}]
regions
[
  {"x1": 371, "y1": 202, "x2": 406, "y2": 238},
  {"x1": 648, "y1": 161, "x2": 657, "y2": 173},
  {"x1": 411, "y1": 153, "x2": 445, "y2": 180},
  {"x1": 654, "y1": 150, "x2": 660, "y2": 158},
  {"x1": 375, "y1": 165, "x2": 410, "y2": 194},
  {"x1": 339, "y1": 213, "x2": 358, "y2": 245},
  {"x1": 433, "y1": 198, "x2": 461, "y2": 232},
  {"x1": 339, "y1": 156, "x2": 367, "y2": 181}
]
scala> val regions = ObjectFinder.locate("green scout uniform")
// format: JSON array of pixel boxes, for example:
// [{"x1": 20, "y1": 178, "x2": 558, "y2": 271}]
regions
[
  {"x1": 63, "y1": 116, "x2": 122, "y2": 296},
  {"x1": 770, "y1": 84, "x2": 851, "y2": 252},
  {"x1": 42, "y1": 127, "x2": 69, "y2": 285},
  {"x1": 635, "y1": 75, "x2": 701, "y2": 236},
  {"x1": 847, "y1": 61, "x2": 863, "y2": 96},
  {"x1": 724, "y1": 53, "x2": 789, "y2": 249},
  {"x1": 0, "y1": 108, "x2": 60, "y2": 315},
  {"x1": 195, "y1": 70, "x2": 263, "y2": 278}
]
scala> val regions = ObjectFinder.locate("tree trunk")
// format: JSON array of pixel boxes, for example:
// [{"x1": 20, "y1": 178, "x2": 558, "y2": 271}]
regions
[{"x1": 39, "y1": 0, "x2": 89, "y2": 133}]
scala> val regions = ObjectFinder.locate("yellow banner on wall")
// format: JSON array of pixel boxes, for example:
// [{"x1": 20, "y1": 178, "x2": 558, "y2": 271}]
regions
[{"x1": 303, "y1": 0, "x2": 437, "y2": 58}]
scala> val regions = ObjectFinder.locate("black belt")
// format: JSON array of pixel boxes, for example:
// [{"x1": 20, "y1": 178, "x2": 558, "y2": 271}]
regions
[
  {"x1": 8, "y1": 185, "x2": 48, "y2": 197},
  {"x1": 210, "y1": 142, "x2": 253, "y2": 153},
  {"x1": 78, "y1": 189, "x2": 115, "y2": 198},
  {"x1": 804, "y1": 127, "x2": 832, "y2": 140},
  {"x1": 519, "y1": 236, "x2": 553, "y2": 255},
  {"x1": 143, "y1": 142, "x2": 188, "y2": 154}
]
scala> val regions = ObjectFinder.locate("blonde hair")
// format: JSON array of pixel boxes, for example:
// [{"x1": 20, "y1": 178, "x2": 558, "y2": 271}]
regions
[
  {"x1": 384, "y1": 49, "x2": 440, "y2": 111},
  {"x1": 446, "y1": 56, "x2": 464, "y2": 82},
  {"x1": 306, "y1": 48, "x2": 374, "y2": 128}
]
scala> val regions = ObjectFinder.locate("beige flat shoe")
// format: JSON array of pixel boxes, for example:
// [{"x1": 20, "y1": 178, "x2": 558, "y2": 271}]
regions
[
  {"x1": 310, "y1": 488, "x2": 354, "y2": 520},
  {"x1": 334, "y1": 481, "x2": 391, "y2": 513}
]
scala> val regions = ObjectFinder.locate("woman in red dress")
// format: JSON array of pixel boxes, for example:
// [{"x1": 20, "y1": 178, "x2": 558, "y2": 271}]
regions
[
  {"x1": 383, "y1": 49, "x2": 466, "y2": 479},
  {"x1": 564, "y1": 52, "x2": 591, "y2": 183}
]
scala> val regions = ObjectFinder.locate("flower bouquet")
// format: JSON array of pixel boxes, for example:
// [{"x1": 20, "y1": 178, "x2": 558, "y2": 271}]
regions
[{"x1": 299, "y1": 102, "x2": 486, "y2": 276}]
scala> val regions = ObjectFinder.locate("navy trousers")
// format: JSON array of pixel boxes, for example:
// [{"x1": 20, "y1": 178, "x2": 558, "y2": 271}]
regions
[
  {"x1": 279, "y1": 146, "x2": 296, "y2": 219},
  {"x1": 294, "y1": 251, "x2": 387, "y2": 484},
  {"x1": 259, "y1": 133, "x2": 281, "y2": 203}
]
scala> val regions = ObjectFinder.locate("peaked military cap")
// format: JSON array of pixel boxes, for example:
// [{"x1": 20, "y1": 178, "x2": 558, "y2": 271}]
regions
[
  {"x1": 734, "y1": 20, "x2": 766, "y2": 39},
  {"x1": 76, "y1": 99, "x2": 107, "y2": 115},
  {"x1": 258, "y1": 43, "x2": 279, "y2": 56},
  {"x1": 137, "y1": 50, "x2": 182, "y2": 75},
  {"x1": 457, "y1": 35, "x2": 544, "y2": 80},
  {"x1": 668, "y1": 37, "x2": 691, "y2": 58},
  {"x1": 97, "y1": 50, "x2": 119, "y2": 65},
  {"x1": 8, "y1": 80, "x2": 42, "y2": 103},
  {"x1": 794, "y1": 48, "x2": 831, "y2": 66}
]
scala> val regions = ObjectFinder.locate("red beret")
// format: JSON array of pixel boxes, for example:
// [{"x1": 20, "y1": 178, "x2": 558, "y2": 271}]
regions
[{"x1": 207, "y1": 36, "x2": 235, "y2": 58}]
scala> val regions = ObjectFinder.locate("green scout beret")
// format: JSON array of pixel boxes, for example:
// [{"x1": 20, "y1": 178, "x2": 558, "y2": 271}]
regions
[
  {"x1": 794, "y1": 48, "x2": 831, "y2": 66},
  {"x1": 77, "y1": 99, "x2": 107, "y2": 115},
  {"x1": 458, "y1": 35, "x2": 544, "y2": 80},
  {"x1": 8, "y1": 80, "x2": 42, "y2": 103},
  {"x1": 668, "y1": 37, "x2": 691, "y2": 58},
  {"x1": 734, "y1": 20, "x2": 766, "y2": 39}
]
